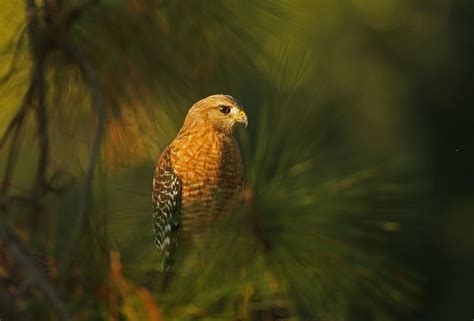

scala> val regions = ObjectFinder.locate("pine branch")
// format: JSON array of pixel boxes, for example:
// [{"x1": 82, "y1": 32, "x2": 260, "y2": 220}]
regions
[
  {"x1": 0, "y1": 223, "x2": 70, "y2": 320},
  {"x1": 60, "y1": 40, "x2": 106, "y2": 240}
]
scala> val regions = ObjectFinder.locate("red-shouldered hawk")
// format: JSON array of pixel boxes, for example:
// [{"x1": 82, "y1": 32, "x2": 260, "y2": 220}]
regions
[{"x1": 152, "y1": 94, "x2": 247, "y2": 270}]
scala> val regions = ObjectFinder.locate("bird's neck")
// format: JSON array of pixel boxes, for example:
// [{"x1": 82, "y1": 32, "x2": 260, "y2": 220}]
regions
[
  {"x1": 177, "y1": 119, "x2": 234, "y2": 140},
  {"x1": 174, "y1": 122, "x2": 233, "y2": 149},
  {"x1": 170, "y1": 127, "x2": 237, "y2": 178},
  {"x1": 178, "y1": 117, "x2": 234, "y2": 138}
]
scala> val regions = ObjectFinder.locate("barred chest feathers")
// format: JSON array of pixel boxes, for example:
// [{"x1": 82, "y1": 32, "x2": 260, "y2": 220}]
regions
[{"x1": 169, "y1": 126, "x2": 243, "y2": 236}]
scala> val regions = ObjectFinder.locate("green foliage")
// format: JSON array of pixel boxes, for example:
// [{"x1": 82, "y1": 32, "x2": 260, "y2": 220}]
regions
[{"x1": 1, "y1": 0, "x2": 474, "y2": 321}]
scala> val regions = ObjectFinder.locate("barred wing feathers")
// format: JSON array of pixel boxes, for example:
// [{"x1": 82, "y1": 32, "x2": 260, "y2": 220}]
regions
[{"x1": 152, "y1": 147, "x2": 181, "y2": 270}]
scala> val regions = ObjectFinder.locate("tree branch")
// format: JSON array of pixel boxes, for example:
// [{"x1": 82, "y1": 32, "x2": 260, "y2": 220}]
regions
[
  {"x1": 33, "y1": 61, "x2": 49, "y2": 191},
  {"x1": 0, "y1": 27, "x2": 27, "y2": 86},
  {"x1": 0, "y1": 223, "x2": 70, "y2": 321},
  {"x1": 0, "y1": 79, "x2": 35, "y2": 194},
  {"x1": 24, "y1": 0, "x2": 51, "y2": 193},
  {"x1": 60, "y1": 41, "x2": 106, "y2": 234},
  {"x1": 0, "y1": 86, "x2": 32, "y2": 151}
]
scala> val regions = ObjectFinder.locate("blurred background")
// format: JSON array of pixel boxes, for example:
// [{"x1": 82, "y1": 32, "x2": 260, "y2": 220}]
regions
[{"x1": 0, "y1": 0, "x2": 473, "y2": 320}]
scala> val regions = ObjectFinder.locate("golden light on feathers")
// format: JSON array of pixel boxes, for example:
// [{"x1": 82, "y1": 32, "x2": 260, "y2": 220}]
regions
[{"x1": 179, "y1": 94, "x2": 248, "y2": 134}]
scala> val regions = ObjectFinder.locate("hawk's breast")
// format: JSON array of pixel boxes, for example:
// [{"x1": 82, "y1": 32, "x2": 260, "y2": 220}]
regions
[{"x1": 170, "y1": 129, "x2": 242, "y2": 237}]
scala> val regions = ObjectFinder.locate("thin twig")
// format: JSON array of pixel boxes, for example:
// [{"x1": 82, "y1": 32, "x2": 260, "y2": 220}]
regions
[
  {"x1": 0, "y1": 89, "x2": 31, "y2": 151},
  {"x1": 0, "y1": 27, "x2": 27, "y2": 86},
  {"x1": 0, "y1": 81, "x2": 35, "y2": 193},
  {"x1": 33, "y1": 61, "x2": 50, "y2": 191},
  {"x1": 1, "y1": 116, "x2": 23, "y2": 194},
  {"x1": 0, "y1": 223, "x2": 70, "y2": 321},
  {"x1": 24, "y1": 0, "x2": 51, "y2": 193},
  {"x1": 61, "y1": 41, "x2": 106, "y2": 234}
]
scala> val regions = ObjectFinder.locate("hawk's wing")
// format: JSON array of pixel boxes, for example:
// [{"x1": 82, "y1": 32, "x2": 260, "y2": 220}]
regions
[{"x1": 152, "y1": 146, "x2": 181, "y2": 271}]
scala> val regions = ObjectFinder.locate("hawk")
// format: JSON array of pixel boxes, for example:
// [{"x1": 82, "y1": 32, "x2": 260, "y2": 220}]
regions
[{"x1": 152, "y1": 94, "x2": 248, "y2": 270}]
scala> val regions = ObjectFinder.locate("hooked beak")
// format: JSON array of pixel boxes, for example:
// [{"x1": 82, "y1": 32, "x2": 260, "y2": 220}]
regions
[{"x1": 234, "y1": 110, "x2": 248, "y2": 127}]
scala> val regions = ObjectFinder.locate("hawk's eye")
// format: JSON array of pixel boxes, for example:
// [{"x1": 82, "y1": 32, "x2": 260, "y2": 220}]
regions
[{"x1": 219, "y1": 105, "x2": 231, "y2": 114}]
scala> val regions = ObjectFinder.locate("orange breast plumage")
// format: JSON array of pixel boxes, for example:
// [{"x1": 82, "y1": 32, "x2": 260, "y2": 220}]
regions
[{"x1": 170, "y1": 128, "x2": 243, "y2": 236}]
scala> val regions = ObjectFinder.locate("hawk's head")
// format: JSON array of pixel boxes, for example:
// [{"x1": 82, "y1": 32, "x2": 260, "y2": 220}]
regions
[{"x1": 183, "y1": 94, "x2": 248, "y2": 134}]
